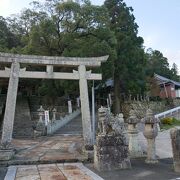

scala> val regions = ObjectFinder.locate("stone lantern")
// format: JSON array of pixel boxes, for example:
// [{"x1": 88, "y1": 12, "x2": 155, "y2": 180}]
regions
[
  {"x1": 37, "y1": 105, "x2": 45, "y2": 124},
  {"x1": 127, "y1": 109, "x2": 142, "y2": 157},
  {"x1": 97, "y1": 107, "x2": 108, "y2": 135},
  {"x1": 143, "y1": 108, "x2": 158, "y2": 163},
  {"x1": 52, "y1": 108, "x2": 57, "y2": 122},
  {"x1": 36, "y1": 106, "x2": 46, "y2": 135}
]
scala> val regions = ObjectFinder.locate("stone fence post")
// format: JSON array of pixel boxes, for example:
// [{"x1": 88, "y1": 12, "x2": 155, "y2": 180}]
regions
[
  {"x1": 76, "y1": 97, "x2": 80, "y2": 108},
  {"x1": 170, "y1": 128, "x2": 180, "y2": 173},
  {"x1": 68, "y1": 100, "x2": 72, "y2": 114},
  {"x1": 143, "y1": 108, "x2": 158, "y2": 164},
  {"x1": 127, "y1": 109, "x2": 142, "y2": 157}
]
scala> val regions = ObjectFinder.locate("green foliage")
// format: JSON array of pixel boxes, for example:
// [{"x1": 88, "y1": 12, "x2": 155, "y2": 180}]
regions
[
  {"x1": 160, "y1": 117, "x2": 180, "y2": 130},
  {"x1": 0, "y1": 0, "x2": 179, "y2": 105},
  {"x1": 0, "y1": 16, "x2": 20, "y2": 52},
  {"x1": 161, "y1": 117, "x2": 173, "y2": 125},
  {"x1": 104, "y1": 0, "x2": 146, "y2": 113},
  {"x1": 145, "y1": 48, "x2": 179, "y2": 81}
]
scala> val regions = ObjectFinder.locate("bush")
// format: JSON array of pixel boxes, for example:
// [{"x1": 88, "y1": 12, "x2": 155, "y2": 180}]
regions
[{"x1": 161, "y1": 117, "x2": 173, "y2": 125}]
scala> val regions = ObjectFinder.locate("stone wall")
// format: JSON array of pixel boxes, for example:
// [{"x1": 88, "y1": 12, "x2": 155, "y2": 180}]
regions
[{"x1": 122, "y1": 99, "x2": 180, "y2": 121}]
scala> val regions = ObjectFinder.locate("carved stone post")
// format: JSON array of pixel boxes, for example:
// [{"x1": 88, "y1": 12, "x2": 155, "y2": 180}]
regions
[
  {"x1": 143, "y1": 109, "x2": 158, "y2": 164},
  {"x1": 52, "y1": 108, "x2": 57, "y2": 122},
  {"x1": 127, "y1": 109, "x2": 142, "y2": 157},
  {"x1": 78, "y1": 65, "x2": 92, "y2": 149},
  {"x1": 0, "y1": 61, "x2": 20, "y2": 160},
  {"x1": 36, "y1": 106, "x2": 46, "y2": 135},
  {"x1": 170, "y1": 128, "x2": 180, "y2": 172}
]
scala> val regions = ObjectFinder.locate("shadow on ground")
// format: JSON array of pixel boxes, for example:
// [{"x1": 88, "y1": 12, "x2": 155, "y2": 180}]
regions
[
  {"x1": 0, "y1": 167, "x2": 7, "y2": 180},
  {"x1": 85, "y1": 158, "x2": 180, "y2": 180}
]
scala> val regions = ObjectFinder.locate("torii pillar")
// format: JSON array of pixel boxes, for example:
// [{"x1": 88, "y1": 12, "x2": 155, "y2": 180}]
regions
[
  {"x1": 0, "y1": 61, "x2": 19, "y2": 160},
  {"x1": 78, "y1": 65, "x2": 92, "y2": 149}
]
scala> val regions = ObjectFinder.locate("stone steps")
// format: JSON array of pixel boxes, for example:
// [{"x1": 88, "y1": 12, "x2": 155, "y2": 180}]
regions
[
  {"x1": 13, "y1": 97, "x2": 33, "y2": 138},
  {"x1": 54, "y1": 115, "x2": 83, "y2": 135}
]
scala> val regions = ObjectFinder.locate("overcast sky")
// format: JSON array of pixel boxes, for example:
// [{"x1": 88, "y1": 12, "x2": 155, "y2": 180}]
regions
[{"x1": 0, "y1": 0, "x2": 180, "y2": 73}]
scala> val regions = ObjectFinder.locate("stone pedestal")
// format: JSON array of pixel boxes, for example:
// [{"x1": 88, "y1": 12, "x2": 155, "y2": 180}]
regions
[
  {"x1": 94, "y1": 107, "x2": 131, "y2": 171},
  {"x1": 143, "y1": 109, "x2": 158, "y2": 164},
  {"x1": 94, "y1": 134, "x2": 131, "y2": 171},
  {"x1": 170, "y1": 128, "x2": 180, "y2": 173},
  {"x1": 128, "y1": 124, "x2": 142, "y2": 157},
  {"x1": 127, "y1": 109, "x2": 142, "y2": 158},
  {"x1": 0, "y1": 149, "x2": 14, "y2": 161}
]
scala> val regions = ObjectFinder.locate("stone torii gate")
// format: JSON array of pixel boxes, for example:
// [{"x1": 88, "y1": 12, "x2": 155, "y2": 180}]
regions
[{"x1": 0, "y1": 53, "x2": 108, "y2": 160}]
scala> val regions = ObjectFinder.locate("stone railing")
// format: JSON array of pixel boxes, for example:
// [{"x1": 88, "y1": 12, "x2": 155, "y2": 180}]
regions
[
  {"x1": 155, "y1": 106, "x2": 180, "y2": 120},
  {"x1": 47, "y1": 109, "x2": 81, "y2": 135}
]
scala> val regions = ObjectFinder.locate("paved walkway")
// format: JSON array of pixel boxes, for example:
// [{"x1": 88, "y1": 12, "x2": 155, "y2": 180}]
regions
[
  {"x1": 86, "y1": 158, "x2": 180, "y2": 180},
  {"x1": 4, "y1": 163, "x2": 103, "y2": 180},
  {"x1": 3, "y1": 135, "x2": 86, "y2": 165}
]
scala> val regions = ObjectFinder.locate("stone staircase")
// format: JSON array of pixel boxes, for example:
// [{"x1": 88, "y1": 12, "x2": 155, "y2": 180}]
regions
[
  {"x1": 13, "y1": 96, "x2": 33, "y2": 138},
  {"x1": 54, "y1": 115, "x2": 83, "y2": 135}
]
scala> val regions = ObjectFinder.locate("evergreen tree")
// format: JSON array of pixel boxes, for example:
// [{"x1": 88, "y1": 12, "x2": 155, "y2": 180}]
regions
[{"x1": 104, "y1": 0, "x2": 145, "y2": 113}]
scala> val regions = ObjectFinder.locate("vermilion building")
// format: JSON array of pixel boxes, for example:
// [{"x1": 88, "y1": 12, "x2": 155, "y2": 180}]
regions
[{"x1": 154, "y1": 74, "x2": 180, "y2": 98}]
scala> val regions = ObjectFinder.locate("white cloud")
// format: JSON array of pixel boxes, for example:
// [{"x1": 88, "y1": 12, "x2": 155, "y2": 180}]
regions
[
  {"x1": 163, "y1": 49, "x2": 180, "y2": 74},
  {"x1": 0, "y1": 0, "x2": 10, "y2": 16},
  {"x1": 143, "y1": 36, "x2": 153, "y2": 48},
  {"x1": 142, "y1": 34, "x2": 160, "y2": 50}
]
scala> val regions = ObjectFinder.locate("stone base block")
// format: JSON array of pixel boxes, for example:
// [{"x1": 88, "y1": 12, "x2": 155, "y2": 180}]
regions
[
  {"x1": 85, "y1": 150, "x2": 94, "y2": 161},
  {"x1": 94, "y1": 134, "x2": 131, "y2": 171},
  {"x1": 0, "y1": 149, "x2": 15, "y2": 161},
  {"x1": 174, "y1": 161, "x2": 180, "y2": 173}
]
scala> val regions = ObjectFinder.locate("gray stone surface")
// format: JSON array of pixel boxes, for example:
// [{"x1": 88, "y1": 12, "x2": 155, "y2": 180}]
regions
[
  {"x1": 94, "y1": 107, "x2": 131, "y2": 171},
  {"x1": 47, "y1": 109, "x2": 81, "y2": 135},
  {"x1": 78, "y1": 65, "x2": 93, "y2": 149},
  {"x1": 170, "y1": 128, "x2": 180, "y2": 173},
  {"x1": 4, "y1": 166, "x2": 17, "y2": 180},
  {"x1": 127, "y1": 109, "x2": 143, "y2": 157},
  {"x1": 0, "y1": 166, "x2": 7, "y2": 180},
  {"x1": 143, "y1": 109, "x2": 158, "y2": 164},
  {"x1": 13, "y1": 97, "x2": 33, "y2": 138},
  {"x1": 87, "y1": 158, "x2": 180, "y2": 180},
  {"x1": 1, "y1": 61, "x2": 20, "y2": 147},
  {"x1": 0, "y1": 52, "x2": 108, "y2": 67},
  {"x1": 94, "y1": 134, "x2": 131, "y2": 171},
  {"x1": 0, "y1": 149, "x2": 14, "y2": 161}
]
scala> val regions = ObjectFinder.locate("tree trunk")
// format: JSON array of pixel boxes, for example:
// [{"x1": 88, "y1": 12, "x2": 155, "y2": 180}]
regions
[{"x1": 113, "y1": 76, "x2": 121, "y2": 114}]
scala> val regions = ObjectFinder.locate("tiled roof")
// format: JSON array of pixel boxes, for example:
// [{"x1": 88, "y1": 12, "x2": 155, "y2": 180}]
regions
[{"x1": 154, "y1": 73, "x2": 180, "y2": 87}]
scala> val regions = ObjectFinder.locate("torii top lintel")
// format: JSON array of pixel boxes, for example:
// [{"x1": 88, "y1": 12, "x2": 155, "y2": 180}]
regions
[{"x1": 0, "y1": 53, "x2": 109, "y2": 67}]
